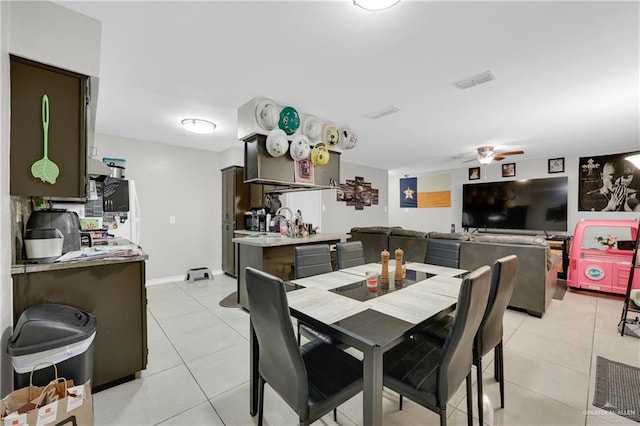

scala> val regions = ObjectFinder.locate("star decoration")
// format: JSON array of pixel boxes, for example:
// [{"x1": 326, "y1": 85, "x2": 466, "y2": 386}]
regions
[{"x1": 403, "y1": 186, "x2": 415, "y2": 200}]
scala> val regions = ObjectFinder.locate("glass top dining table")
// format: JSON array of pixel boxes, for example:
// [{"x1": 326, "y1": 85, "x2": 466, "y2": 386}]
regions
[{"x1": 248, "y1": 262, "x2": 468, "y2": 426}]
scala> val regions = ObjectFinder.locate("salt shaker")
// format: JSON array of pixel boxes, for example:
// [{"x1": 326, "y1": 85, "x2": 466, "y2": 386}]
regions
[{"x1": 381, "y1": 249, "x2": 390, "y2": 285}]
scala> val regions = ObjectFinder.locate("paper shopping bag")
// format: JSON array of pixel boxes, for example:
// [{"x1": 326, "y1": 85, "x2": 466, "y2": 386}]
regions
[{"x1": 1, "y1": 380, "x2": 93, "y2": 426}]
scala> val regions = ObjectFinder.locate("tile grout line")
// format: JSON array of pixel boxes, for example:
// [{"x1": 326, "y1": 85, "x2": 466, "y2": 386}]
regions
[{"x1": 147, "y1": 283, "x2": 229, "y2": 425}]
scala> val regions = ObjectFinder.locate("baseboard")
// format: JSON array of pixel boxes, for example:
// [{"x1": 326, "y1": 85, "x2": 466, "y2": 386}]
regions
[{"x1": 145, "y1": 269, "x2": 224, "y2": 287}]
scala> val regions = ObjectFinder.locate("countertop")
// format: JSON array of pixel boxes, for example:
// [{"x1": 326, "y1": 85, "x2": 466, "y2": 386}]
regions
[
  {"x1": 232, "y1": 232, "x2": 349, "y2": 247},
  {"x1": 11, "y1": 238, "x2": 148, "y2": 274}
]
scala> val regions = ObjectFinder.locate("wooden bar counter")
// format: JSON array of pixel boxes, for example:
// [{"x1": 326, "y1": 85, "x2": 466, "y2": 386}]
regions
[{"x1": 233, "y1": 232, "x2": 348, "y2": 309}]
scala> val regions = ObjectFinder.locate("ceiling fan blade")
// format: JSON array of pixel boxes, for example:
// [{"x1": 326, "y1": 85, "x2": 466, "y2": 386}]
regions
[
  {"x1": 496, "y1": 150, "x2": 524, "y2": 156},
  {"x1": 462, "y1": 157, "x2": 478, "y2": 163}
]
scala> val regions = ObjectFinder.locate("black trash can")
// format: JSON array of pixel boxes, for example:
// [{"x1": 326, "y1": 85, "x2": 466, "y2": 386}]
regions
[{"x1": 8, "y1": 303, "x2": 97, "y2": 389}]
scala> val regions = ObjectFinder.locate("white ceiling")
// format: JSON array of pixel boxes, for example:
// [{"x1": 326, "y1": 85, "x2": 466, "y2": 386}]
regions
[{"x1": 55, "y1": 0, "x2": 639, "y2": 176}]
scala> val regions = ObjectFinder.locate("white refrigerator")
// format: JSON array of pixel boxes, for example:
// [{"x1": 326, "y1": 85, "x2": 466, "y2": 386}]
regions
[{"x1": 107, "y1": 179, "x2": 141, "y2": 245}]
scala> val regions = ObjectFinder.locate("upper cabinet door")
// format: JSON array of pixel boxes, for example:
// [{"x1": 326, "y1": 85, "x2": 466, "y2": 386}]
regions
[{"x1": 10, "y1": 55, "x2": 88, "y2": 198}]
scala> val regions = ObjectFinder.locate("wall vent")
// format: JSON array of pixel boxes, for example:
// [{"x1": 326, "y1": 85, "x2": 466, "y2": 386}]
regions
[
  {"x1": 453, "y1": 70, "x2": 496, "y2": 90},
  {"x1": 365, "y1": 105, "x2": 401, "y2": 119}
]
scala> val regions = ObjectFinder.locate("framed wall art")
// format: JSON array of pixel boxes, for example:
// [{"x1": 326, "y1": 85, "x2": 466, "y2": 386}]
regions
[
  {"x1": 578, "y1": 150, "x2": 640, "y2": 212},
  {"x1": 548, "y1": 157, "x2": 564, "y2": 174},
  {"x1": 469, "y1": 167, "x2": 480, "y2": 180},
  {"x1": 502, "y1": 163, "x2": 516, "y2": 178}
]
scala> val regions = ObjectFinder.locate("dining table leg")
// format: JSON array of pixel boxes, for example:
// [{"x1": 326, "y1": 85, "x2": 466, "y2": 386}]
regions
[
  {"x1": 249, "y1": 321, "x2": 259, "y2": 416},
  {"x1": 362, "y1": 345, "x2": 384, "y2": 426}
]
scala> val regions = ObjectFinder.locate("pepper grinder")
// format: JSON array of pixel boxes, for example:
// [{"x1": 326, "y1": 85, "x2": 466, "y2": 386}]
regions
[
  {"x1": 380, "y1": 249, "x2": 390, "y2": 285},
  {"x1": 394, "y1": 247, "x2": 404, "y2": 282}
]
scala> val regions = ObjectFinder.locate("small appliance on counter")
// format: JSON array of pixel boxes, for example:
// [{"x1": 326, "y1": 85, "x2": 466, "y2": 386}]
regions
[
  {"x1": 23, "y1": 228, "x2": 64, "y2": 263},
  {"x1": 25, "y1": 209, "x2": 82, "y2": 256}
]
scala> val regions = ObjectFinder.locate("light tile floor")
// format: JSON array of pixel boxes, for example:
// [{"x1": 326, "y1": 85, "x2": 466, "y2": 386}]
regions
[{"x1": 94, "y1": 274, "x2": 640, "y2": 425}]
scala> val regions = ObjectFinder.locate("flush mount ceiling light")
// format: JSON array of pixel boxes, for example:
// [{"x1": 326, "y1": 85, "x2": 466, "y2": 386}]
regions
[
  {"x1": 453, "y1": 71, "x2": 496, "y2": 90},
  {"x1": 353, "y1": 0, "x2": 400, "y2": 11},
  {"x1": 181, "y1": 118, "x2": 216, "y2": 134},
  {"x1": 625, "y1": 154, "x2": 640, "y2": 168}
]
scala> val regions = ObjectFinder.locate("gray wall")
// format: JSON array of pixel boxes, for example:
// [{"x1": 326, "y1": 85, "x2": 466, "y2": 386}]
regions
[
  {"x1": 95, "y1": 134, "x2": 222, "y2": 281},
  {"x1": 320, "y1": 162, "x2": 389, "y2": 233},
  {"x1": 1, "y1": 0, "x2": 101, "y2": 396},
  {"x1": 389, "y1": 154, "x2": 640, "y2": 235}
]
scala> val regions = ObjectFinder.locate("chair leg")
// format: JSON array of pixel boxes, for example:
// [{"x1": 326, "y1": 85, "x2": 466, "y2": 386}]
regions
[
  {"x1": 399, "y1": 394, "x2": 403, "y2": 410},
  {"x1": 466, "y1": 372, "x2": 473, "y2": 426},
  {"x1": 440, "y1": 405, "x2": 447, "y2": 426},
  {"x1": 494, "y1": 344, "x2": 500, "y2": 381},
  {"x1": 498, "y1": 340, "x2": 505, "y2": 408},
  {"x1": 258, "y1": 375, "x2": 265, "y2": 426},
  {"x1": 333, "y1": 408, "x2": 337, "y2": 421},
  {"x1": 476, "y1": 358, "x2": 484, "y2": 426},
  {"x1": 297, "y1": 322, "x2": 302, "y2": 346}
]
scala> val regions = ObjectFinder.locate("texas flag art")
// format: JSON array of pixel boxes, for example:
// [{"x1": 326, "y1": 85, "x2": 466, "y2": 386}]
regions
[{"x1": 400, "y1": 174, "x2": 451, "y2": 208}]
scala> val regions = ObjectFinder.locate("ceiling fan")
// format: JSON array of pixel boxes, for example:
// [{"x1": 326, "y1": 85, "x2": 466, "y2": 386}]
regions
[{"x1": 463, "y1": 146, "x2": 524, "y2": 165}]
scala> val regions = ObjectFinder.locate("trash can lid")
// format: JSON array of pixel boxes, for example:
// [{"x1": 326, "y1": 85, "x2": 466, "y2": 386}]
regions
[{"x1": 8, "y1": 304, "x2": 97, "y2": 356}]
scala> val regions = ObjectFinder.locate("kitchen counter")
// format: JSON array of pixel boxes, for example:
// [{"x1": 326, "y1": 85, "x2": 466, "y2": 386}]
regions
[
  {"x1": 11, "y1": 238, "x2": 147, "y2": 275},
  {"x1": 234, "y1": 232, "x2": 349, "y2": 309},
  {"x1": 232, "y1": 232, "x2": 348, "y2": 248},
  {"x1": 12, "y1": 237, "x2": 148, "y2": 391}
]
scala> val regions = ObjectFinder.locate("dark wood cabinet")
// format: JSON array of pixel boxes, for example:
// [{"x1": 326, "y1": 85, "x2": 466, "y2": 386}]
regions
[
  {"x1": 12, "y1": 260, "x2": 147, "y2": 390},
  {"x1": 10, "y1": 55, "x2": 87, "y2": 198}
]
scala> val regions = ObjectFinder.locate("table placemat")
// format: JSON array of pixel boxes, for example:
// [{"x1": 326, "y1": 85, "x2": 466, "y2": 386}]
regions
[
  {"x1": 411, "y1": 276, "x2": 462, "y2": 299},
  {"x1": 406, "y1": 262, "x2": 467, "y2": 277},
  {"x1": 287, "y1": 287, "x2": 368, "y2": 324},
  {"x1": 291, "y1": 271, "x2": 364, "y2": 291},
  {"x1": 364, "y1": 290, "x2": 456, "y2": 324}
]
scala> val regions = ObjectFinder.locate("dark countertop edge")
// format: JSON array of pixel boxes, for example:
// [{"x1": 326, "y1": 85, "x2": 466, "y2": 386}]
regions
[{"x1": 11, "y1": 254, "x2": 148, "y2": 275}]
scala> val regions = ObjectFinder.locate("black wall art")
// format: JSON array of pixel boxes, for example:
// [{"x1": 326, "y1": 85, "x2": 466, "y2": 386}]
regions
[
  {"x1": 578, "y1": 151, "x2": 640, "y2": 212},
  {"x1": 336, "y1": 176, "x2": 379, "y2": 210}
]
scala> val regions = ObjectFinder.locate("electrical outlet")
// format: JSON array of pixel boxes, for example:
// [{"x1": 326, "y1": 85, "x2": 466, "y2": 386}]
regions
[{"x1": 169, "y1": 216, "x2": 176, "y2": 224}]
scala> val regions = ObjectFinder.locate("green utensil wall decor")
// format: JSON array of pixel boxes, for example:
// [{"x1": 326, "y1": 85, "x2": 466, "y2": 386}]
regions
[{"x1": 30, "y1": 94, "x2": 60, "y2": 184}]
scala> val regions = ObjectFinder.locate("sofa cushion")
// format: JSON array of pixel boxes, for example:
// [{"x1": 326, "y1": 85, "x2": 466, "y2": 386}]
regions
[
  {"x1": 427, "y1": 231, "x2": 470, "y2": 241},
  {"x1": 350, "y1": 226, "x2": 397, "y2": 235},
  {"x1": 470, "y1": 235, "x2": 547, "y2": 247},
  {"x1": 391, "y1": 229, "x2": 427, "y2": 238}
]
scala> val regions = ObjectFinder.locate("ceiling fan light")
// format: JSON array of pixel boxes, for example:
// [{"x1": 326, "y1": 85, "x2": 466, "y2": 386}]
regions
[
  {"x1": 353, "y1": 0, "x2": 401, "y2": 11},
  {"x1": 625, "y1": 154, "x2": 640, "y2": 168},
  {"x1": 181, "y1": 118, "x2": 216, "y2": 134},
  {"x1": 477, "y1": 156, "x2": 493, "y2": 165}
]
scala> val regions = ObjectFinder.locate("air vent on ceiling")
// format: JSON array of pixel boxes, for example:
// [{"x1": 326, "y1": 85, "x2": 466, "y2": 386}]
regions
[
  {"x1": 365, "y1": 105, "x2": 401, "y2": 119},
  {"x1": 453, "y1": 70, "x2": 496, "y2": 90}
]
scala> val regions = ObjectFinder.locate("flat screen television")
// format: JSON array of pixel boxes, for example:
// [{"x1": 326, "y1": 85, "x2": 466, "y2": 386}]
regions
[{"x1": 462, "y1": 176, "x2": 568, "y2": 232}]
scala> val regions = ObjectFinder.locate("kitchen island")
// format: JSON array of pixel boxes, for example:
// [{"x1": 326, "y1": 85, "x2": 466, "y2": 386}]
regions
[
  {"x1": 233, "y1": 232, "x2": 348, "y2": 309},
  {"x1": 11, "y1": 240, "x2": 148, "y2": 391}
]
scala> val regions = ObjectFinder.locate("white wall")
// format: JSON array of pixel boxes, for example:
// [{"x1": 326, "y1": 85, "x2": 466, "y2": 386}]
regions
[
  {"x1": 1, "y1": 0, "x2": 11, "y2": 397},
  {"x1": 7, "y1": 1, "x2": 100, "y2": 76},
  {"x1": 320, "y1": 162, "x2": 389, "y2": 233},
  {"x1": 94, "y1": 134, "x2": 221, "y2": 281},
  {"x1": 1, "y1": 1, "x2": 101, "y2": 396},
  {"x1": 389, "y1": 155, "x2": 640, "y2": 235}
]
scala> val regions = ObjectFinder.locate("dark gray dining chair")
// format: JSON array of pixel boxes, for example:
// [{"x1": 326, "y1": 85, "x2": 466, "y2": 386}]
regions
[
  {"x1": 418, "y1": 255, "x2": 518, "y2": 425},
  {"x1": 383, "y1": 265, "x2": 492, "y2": 426},
  {"x1": 424, "y1": 239, "x2": 462, "y2": 268},
  {"x1": 294, "y1": 245, "x2": 336, "y2": 344},
  {"x1": 294, "y1": 244, "x2": 333, "y2": 279},
  {"x1": 335, "y1": 241, "x2": 365, "y2": 269},
  {"x1": 245, "y1": 267, "x2": 363, "y2": 426}
]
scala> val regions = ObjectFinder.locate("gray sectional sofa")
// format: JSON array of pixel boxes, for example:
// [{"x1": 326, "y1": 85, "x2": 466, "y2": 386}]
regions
[{"x1": 349, "y1": 227, "x2": 560, "y2": 317}]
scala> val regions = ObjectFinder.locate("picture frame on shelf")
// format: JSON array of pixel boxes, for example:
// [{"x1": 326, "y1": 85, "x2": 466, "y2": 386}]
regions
[
  {"x1": 468, "y1": 167, "x2": 480, "y2": 180},
  {"x1": 548, "y1": 157, "x2": 565, "y2": 174},
  {"x1": 502, "y1": 163, "x2": 516, "y2": 178}
]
